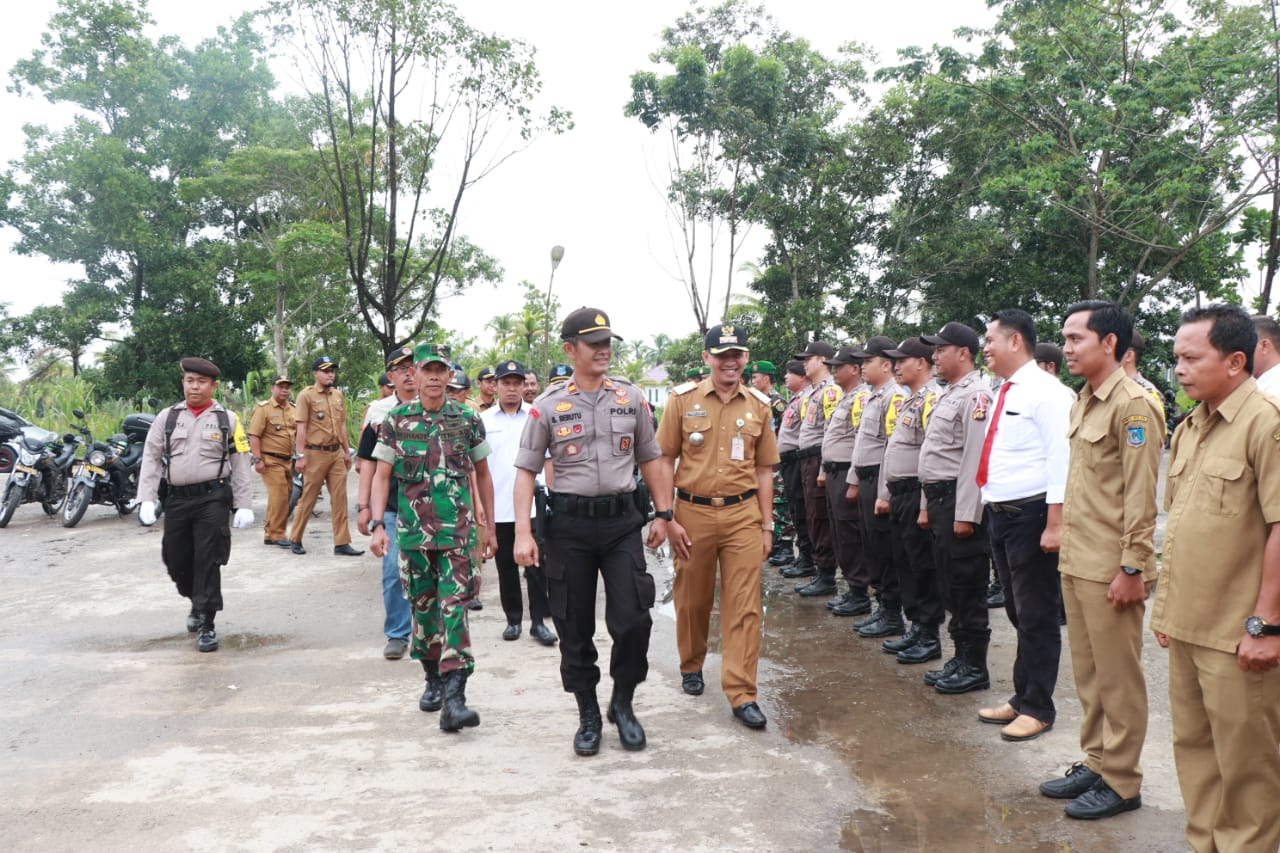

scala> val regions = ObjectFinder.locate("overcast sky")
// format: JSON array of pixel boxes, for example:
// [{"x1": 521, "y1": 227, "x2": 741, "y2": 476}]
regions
[{"x1": 0, "y1": 0, "x2": 997, "y2": 355}]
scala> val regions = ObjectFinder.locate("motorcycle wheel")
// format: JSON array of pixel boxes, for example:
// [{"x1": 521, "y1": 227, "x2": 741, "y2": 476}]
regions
[
  {"x1": 42, "y1": 471, "x2": 69, "y2": 516},
  {"x1": 0, "y1": 479, "x2": 21, "y2": 528},
  {"x1": 0, "y1": 445, "x2": 14, "y2": 475},
  {"x1": 62, "y1": 482, "x2": 90, "y2": 528}
]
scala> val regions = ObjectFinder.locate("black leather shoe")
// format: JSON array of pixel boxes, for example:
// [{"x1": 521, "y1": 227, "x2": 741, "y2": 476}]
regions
[
  {"x1": 732, "y1": 702, "x2": 767, "y2": 729},
  {"x1": 502, "y1": 623, "x2": 521, "y2": 641},
  {"x1": 897, "y1": 633, "x2": 942, "y2": 664},
  {"x1": 1041, "y1": 762, "x2": 1102, "y2": 799},
  {"x1": 530, "y1": 622, "x2": 557, "y2": 645},
  {"x1": 924, "y1": 657, "x2": 961, "y2": 686},
  {"x1": 986, "y1": 581, "x2": 1005, "y2": 608},
  {"x1": 825, "y1": 590, "x2": 848, "y2": 609},
  {"x1": 795, "y1": 575, "x2": 837, "y2": 596},
  {"x1": 858, "y1": 608, "x2": 904, "y2": 638},
  {"x1": 1064, "y1": 779, "x2": 1141, "y2": 820},
  {"x1": 290, "y1": 542, "x2": 306, "y2": 555},
  {"x1": 780, "y1": 562, "x2": 817, "y2": 579},
  {"x1": 882, "y1": 623, "x2": 921, "y2": 653},
  {"x1": 186, "y1": 608, "x2": 200, "y2": 633},
  {"x1": 606, "y1": 682, "x2": 646, "y2": 751},
  {"x1": 832, "y1": 591, "x2": 872, "y2": 617},
  {"x1": 682, "y1": 671, "x2": 704, "y2": 696},
  {"x1": 933, "y1": 662, "x2": 991, "y2": 694},
  {"x1": 275, "y1": 539, "x2": 293, "y2": 547},
  {"x1": 852, "y1": 605, "x2": 881, "y2": 630},
  {"x1": 467, "y1": 599, "x2": 483, "y2": 611},
  {"x1": 334, "y1": 544, "x2": 365, "y2": 556}
]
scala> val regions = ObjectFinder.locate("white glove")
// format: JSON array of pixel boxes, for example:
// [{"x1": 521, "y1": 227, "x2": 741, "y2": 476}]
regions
[
  {"x1": 232, "y1": 508, "x2": 255, "y2": 529},
  {"x1": 138, "y1": 501, "x2": 158, "y2": 526}
]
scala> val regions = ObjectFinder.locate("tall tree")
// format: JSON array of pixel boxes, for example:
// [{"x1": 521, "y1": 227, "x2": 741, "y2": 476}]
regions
[{"x1": 267, "y1": 0, "x2": 569, "y2": 354}]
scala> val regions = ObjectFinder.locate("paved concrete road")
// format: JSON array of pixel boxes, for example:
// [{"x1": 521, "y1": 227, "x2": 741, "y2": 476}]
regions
[{"x1": 1, "y1": 470, "x2": 1189, "y2": 851}]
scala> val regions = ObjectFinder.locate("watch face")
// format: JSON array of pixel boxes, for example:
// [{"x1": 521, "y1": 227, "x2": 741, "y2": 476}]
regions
[{"x1": 1246, "y1": 616, "x2": 1264, "y2": 638}]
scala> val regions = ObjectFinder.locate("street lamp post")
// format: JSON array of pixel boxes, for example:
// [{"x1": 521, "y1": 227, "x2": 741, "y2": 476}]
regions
[{"x1": 544, "y1": 245, "x2": 565, "y2": 375}]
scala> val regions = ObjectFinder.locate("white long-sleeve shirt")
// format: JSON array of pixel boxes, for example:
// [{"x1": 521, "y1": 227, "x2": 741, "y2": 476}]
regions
[{"x1": 980, "y1": 359, "x2": 1074, "y2": 504}]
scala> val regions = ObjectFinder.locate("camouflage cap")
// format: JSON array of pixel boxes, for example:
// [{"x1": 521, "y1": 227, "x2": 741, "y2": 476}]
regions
[{"x1": 414, "y1": 343, "x2": 451, "y2": 366}]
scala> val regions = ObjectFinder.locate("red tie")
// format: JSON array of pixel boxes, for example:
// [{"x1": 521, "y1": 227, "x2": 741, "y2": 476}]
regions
[{"x1": 975, "y1": 380, "x2": 1012, "y2": 488}]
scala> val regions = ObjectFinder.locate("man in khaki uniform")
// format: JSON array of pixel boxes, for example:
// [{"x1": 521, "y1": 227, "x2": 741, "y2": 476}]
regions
[
  {"x1": 136, "y1": 357, "x2": 254, "y2": 653},
  {"x1": 248, "y1": 376, "x2": 296, "y2": 547},
  {"x1": 1153, "y1": 304, "x2": 1280, "y2": 853},
  {"x1": 658, "y1": 323, "x2": 779, "y2": 730},
  {"x1": 1046, "y1": 301, "x2": 1161, "y2": 820},
  {"x1": 290, "y1": 355, "x2": 361, "y2": 556}
]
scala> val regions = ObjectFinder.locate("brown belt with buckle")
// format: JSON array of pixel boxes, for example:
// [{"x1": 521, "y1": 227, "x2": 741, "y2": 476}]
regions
[
  {"x1": 305, "y1": 443, "x2": 341, "y2": 452},
  {"x1": 676, "y1": 488, "x2": 757, "y2": 508}
]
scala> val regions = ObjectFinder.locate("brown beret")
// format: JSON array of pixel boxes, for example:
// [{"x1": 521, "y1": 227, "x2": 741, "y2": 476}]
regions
[{"x1": 179, "y1": 357, "x2": 221, "y2": 378}]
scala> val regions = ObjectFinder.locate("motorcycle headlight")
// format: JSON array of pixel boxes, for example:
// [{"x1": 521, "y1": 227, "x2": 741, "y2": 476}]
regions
[{"x1": 89, "y1": 449, "x2": 108, "y2": 467}]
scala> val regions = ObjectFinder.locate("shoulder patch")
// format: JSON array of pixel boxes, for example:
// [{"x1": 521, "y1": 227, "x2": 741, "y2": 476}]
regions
[
  {"x1": 672, "y1": 381, "x2": 698, "y2": 395},
  {"x1": 747, "y1": 387, "x2": 771, "y2": 405}
]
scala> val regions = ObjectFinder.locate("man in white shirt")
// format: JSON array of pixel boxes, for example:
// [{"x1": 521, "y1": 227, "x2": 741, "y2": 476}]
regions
[
  {"x1": 482, "y1": 360, "x2": 557, "y2": 645},
  {"x1": 1251, "y1": 314, "x2": 1280, "y2": 396},
  {"x1": 977, "y1": 308, "x2": 1075, "y2": 742}
]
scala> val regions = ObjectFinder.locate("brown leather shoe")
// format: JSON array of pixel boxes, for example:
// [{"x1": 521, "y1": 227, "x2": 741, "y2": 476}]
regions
[
  {"x1": 1001, "y1": 714, "x2": 1053, "y2": 742},
  {"x1": 978, "y1": 702, "x2": 1017, "y2": 724}
]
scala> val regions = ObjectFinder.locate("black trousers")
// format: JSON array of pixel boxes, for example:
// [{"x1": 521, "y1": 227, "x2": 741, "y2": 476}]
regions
[
  {"x1": 889, "y1": 484, "x2": 943, "y2": 625},
  {"x1": 780, "y1": 457, "x2": 811, "y2": 557},
  {"x1": 800, "y1": 455, "x2": 836, "y2": 572},
  {"x1": 543, "y1": 504, "x2": 654, "y2": 693},
  {"x1": 856, "y1": 471, "x2": 897, "y2": 604},
  {"x1": 987, "y1": 499, "x2": 1062, "y2": 724},
  {"x1": 494, "y1": 522, "x2": 550, "y2": 625},
  {"x1": 161, "y1": 484, "x2": 232, "y2": 614},
  {"x1": 824, "y1": 466, "x2": 866, "y2": 589},
  {"x1": 925, "y1": 489, "x2": 991, "y2": 645}
]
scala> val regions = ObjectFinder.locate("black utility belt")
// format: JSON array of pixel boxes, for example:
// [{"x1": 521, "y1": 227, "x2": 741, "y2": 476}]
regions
[
  {"x1": 552, "y1": 492, "x2": 632, "y2": 518},
  {"x1": 854, "y1": 464, "x2": 881, "y2": 481},
  {"x1": 986, "y1": 492, "x2": 1047, "y2": 514},
  {"x1": 922, "y1": 480, "x2": 957, "y2": 500},
  {"x1": 167, "y1": 478, "x2": 230, "y2": 499},
  {"x1": 676, "y1": 488, "x2": 757, "y2": 508},
  {"x1": 887, "y1": 477, "x2": 921, "y2": 497},
  {"x1": 797, "y1": 446, "x2": 822, "y2": 459},
  {"x1": 778, "y1": 449, "x2": 799, "y2": 464},
  {"x1": 821, "y1": 461, "x2": 851, "y2": 474},
  {"x1": 305, "y1": 443, "x2": 341, "y2": 452},
  {"x1": 263, "y1": 451, "x2": 292, "y2": 461}
]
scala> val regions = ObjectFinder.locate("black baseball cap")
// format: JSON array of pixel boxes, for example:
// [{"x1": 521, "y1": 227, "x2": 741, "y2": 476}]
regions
[
  {"x1": 476, "y1": 366, "x2": 497, "y2": 381},
  {"x1": 272, "y1": 375, "x2": 293, "y2": 387},
  {"x1": 825, "y1": 346, "x2": 865, "y2": 367},
  {"x1": 884, "y1": 338, "x2": 935, "y2": 360},
  {"x1": 794, "y1": 341, "x2": 836, "y2": 359},
  {"x1": 921, "y1": 322, "x2": 981, "y2": 354},
  {"x1": 560, "y1": 307, "x2": 623, "y2": 343},
  {"x1": 376, "y1": 373, "x2": 392, "y2": 388},
  {"x1": 705, "y1": 323, "x2": 749, "y2": 354},
  {"x1": 385, "y1": 346, "x2": 414, "y2": 369},
  {"x1": 784, "y1": 359, "x2": 806, "y2": 377},
  {"x1": 850, "y1": 335, "x2": 897, "y2": 359},
  {"x1": 495, "y1": 359, "x2": 526, "y2": 380},
  {"x1": 311, "y1": 355, "x2": 338, "y2": 371},
  {"x1": 547, "y1": 364, "x2": 572, "y2": 385},
  {"x1": 447, "y1": 369, "x2": 471, "y2": 390}
]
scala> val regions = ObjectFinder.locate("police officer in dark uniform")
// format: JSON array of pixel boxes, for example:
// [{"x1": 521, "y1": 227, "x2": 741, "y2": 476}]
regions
[
  {"x1": 136, "y1": 358, "x2": 254, "y2": 653},
  {"x1": 512, "y1": 307, "x2": 673, "y2": 757}
]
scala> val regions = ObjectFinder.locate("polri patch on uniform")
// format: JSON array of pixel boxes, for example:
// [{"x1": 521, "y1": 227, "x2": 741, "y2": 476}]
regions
[
  {"x1": 972, "y1": 395, "x2": 989, "y2": 420},
  {"x1": 615, "y1": 396, "x2": 631, "y2": 405},
  {"x1": 1126, "y1": 425, "x2": 1146, "y2": 447},
  {"x1": 556, "y1": 426, "x2": 572, "y2": 437},
  {"x1": 565, "y1": 443, "x2": 580, "y2": 456},
  {"x1": 619, "y1": 436, "x2": 632, "y2": 452},
  {"x1": 555, "y1": 402, "x2": 572, "y2": 412}
]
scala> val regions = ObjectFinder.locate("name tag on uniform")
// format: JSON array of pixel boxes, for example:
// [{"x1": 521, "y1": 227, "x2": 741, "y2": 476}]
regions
[
  {"x1": 686, "y1": 410, "x2": 708, "y2": 418},
  {"x1": 731, "y1": 435, "x2": 745, "y2": 461}
]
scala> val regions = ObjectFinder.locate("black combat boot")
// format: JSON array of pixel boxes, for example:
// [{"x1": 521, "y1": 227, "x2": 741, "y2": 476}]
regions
[
  {"x1": 768, "y1": 539, "x2": 794, "y2": 566},
  {"x1": 924, "y1": 650, "x2": 962, "y2": 686},
  {"x1": 858, "y1": 602, "x2": 905, "y2": 638},
  {"x1": 186, "y1": 606, "x2": 200, "y2": 633},
  {"x1": 882, "y1": 623, "x2": 921, "y2": 654},
  {"x1": 934, "y1": 638, "x2": 991, "y2": 694},
  {"x1": 606, "y1": 681, "x2": 646, "y2": 751},
  {"x1": 795, "y1": 571, "x2": 837, "y2": 596},
  {"x1": 196, "y1": 613, "x2": 218, "y2": 653},
  {"x1": 781, "y1": 553, "x2": 817, "y2": 579},
  {"x1": 419, "y1": 660, "x2": 443, "y2": 712},
  {"x1": 897, "y1": 623, "x2": 943, "y2": 664},
  {"x1": 439, "y1": 670, "x2": 480, "y2": 731},
  {"x1": 573, "y1": 690, "x2": 603, "y2": 756}
]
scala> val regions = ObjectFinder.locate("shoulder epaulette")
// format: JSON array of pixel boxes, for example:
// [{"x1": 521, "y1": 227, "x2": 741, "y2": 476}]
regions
[
  {"x1": 257, "y1": 399, "x2": 270, "y2": 407},
  {"x1": 672, "y1": 381, "x2": 698, "y2": 395},
  {"x1": 747, "y1": 386, "x2": 770, "y2": 405}
]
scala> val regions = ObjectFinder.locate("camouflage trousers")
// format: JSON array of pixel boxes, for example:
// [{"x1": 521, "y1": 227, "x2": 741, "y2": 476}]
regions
[
  {"x1": 771, "y1": 467, "x2": 794, "y2": 542},
  {"x1": 401, "y1": 547, "x2": 479, "y2": 675}
]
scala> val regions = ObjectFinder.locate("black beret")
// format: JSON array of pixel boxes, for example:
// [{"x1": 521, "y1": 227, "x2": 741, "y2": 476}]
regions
[{"x1": 180, "y1": 357, "x2": 221, "y2": 378}]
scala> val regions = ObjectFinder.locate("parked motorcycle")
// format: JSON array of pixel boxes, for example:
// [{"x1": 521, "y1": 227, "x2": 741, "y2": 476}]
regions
[
  {"x1": 0, "y1": 406, "x2": 35, "y2": 475},
  {"x1": 62, "y1": 406, "x2": 157, "y2": 528},
  {"x1": 0, "y1": 423, "x2": 80, "y2": 528}
]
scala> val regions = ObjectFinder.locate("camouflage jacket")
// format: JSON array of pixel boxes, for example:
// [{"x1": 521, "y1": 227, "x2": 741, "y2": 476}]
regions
[{"x1": 372, "y1": 399, "x2": 490, "y2": 552}]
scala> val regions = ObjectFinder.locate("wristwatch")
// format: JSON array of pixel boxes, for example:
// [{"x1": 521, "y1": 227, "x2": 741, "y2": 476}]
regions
[
  {"x1": 369, "y1": 519, "x2": 384, "y2": 532},
  {"x1": 1120, "y1": 565, "x2": 1142, "y2": 577},
  {"x1": 250, "y1": 455, "x2": 262, "y2": 464},
  {"x1": 653, "y1": 509, "x2": 673, "y2": 521},
  {"x1": 1245, "y1": 616, "x2": 1280, "y2": 637}
]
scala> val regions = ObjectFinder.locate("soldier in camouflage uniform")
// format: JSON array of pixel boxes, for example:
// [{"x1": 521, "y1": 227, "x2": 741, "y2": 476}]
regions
[
  {"x1": 370, "y1": 343, "x2": 497, "y2": 732},
  {"x1": 748, "y1": 360, "x2": 794, "y2": 563}
]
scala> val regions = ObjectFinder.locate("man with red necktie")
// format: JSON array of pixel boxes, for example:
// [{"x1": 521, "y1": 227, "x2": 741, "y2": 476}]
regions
[{"x1": 976, "y1": 308, "x2": 1074, "y2": 743}]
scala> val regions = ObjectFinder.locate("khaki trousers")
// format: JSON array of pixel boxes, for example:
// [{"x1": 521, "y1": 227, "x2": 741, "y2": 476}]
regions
[
  {"x1": 1061, "y1": 574, "x2": 1148, "y2": 799},
  {"x1": 673, "y1": 499, "x2": 763, "y2": 707},
  {"x1": 288, "y1": 448, "x2": 351, "y2": 546},
  {"x1": 259, "y1": 456, "x2": 291, "y2": 541},
  {"x1": 1168, "y1": 637, "x2": 1280, "y2": 853}
]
